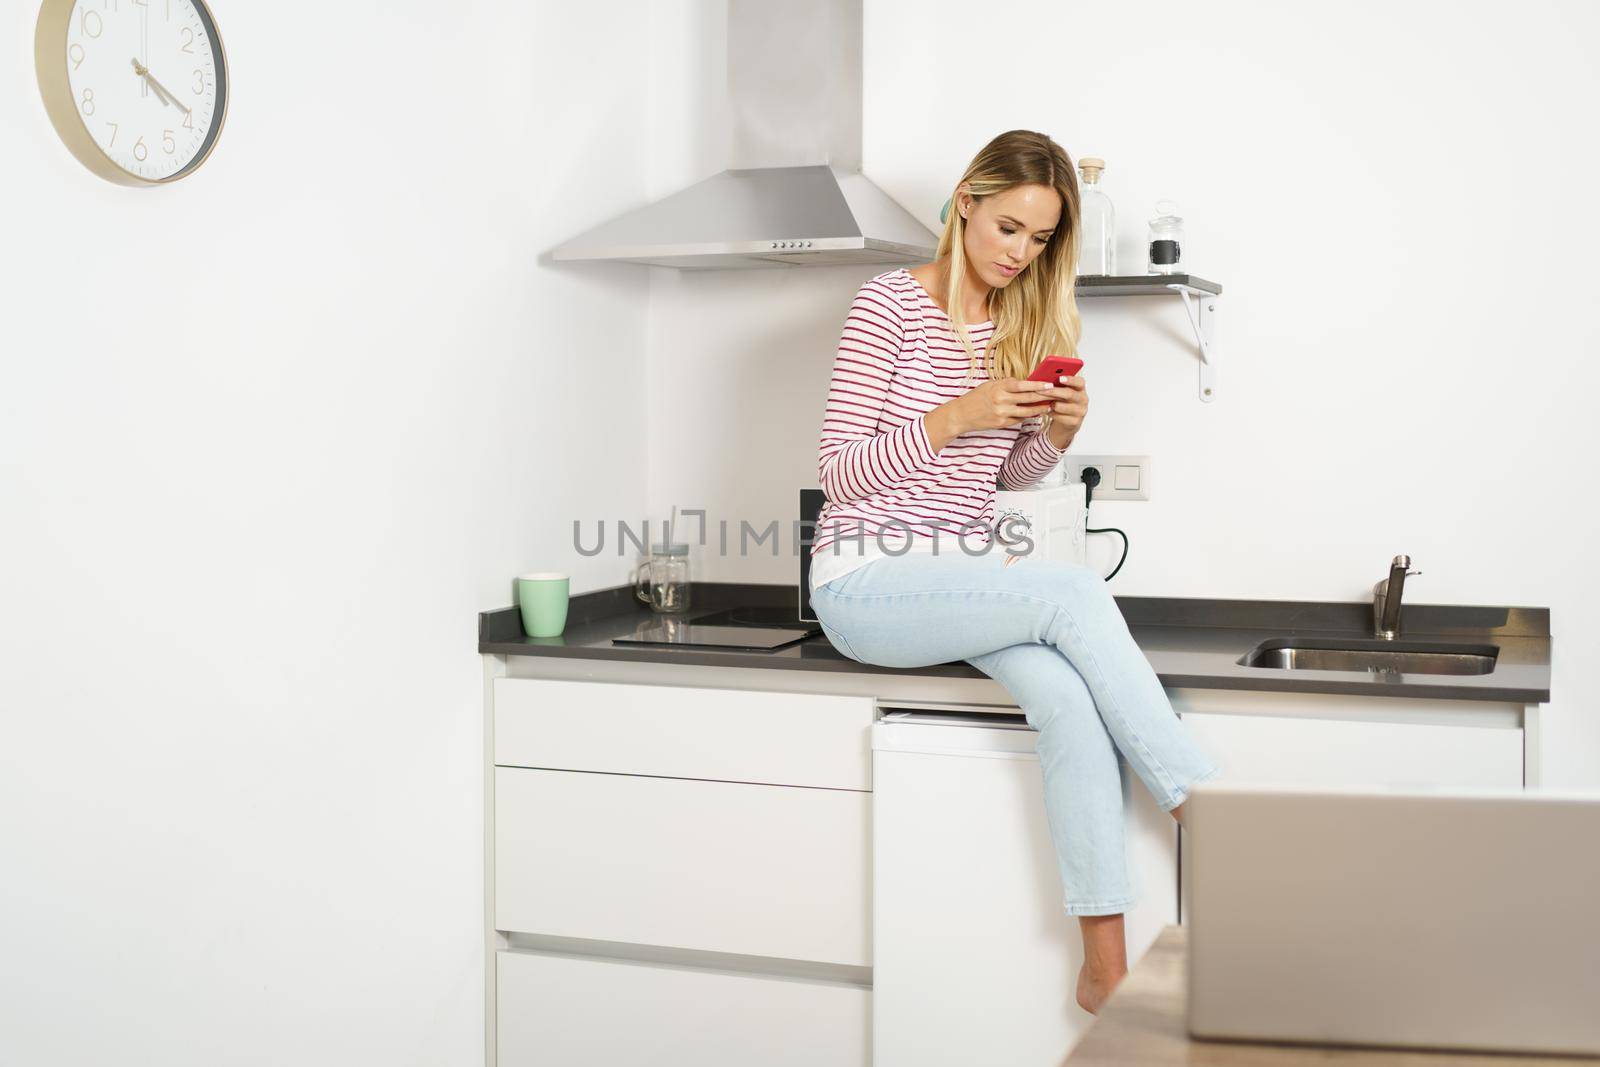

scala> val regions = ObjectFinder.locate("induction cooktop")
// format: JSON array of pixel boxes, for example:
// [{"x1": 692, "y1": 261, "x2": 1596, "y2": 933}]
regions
[
  {"x1": 611, "y1": 604, "x2": 821, "y2": 651},
  {"x1": 680, "y1": 605, "x2": 817, "y2": 629}
]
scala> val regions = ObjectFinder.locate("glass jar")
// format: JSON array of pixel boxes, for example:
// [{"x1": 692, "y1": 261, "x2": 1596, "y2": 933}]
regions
[
  {"x1": 632, "y1": 541, "x2": 691, "y2": 614},
  {"x1": 1147, "y1": 200, "x2": 1184, "y2": 274}
]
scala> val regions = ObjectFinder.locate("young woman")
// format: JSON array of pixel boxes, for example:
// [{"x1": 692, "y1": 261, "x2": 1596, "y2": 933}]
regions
[{"x1": 807, "y1": 129, "x2": 1221, "y2": 1015}]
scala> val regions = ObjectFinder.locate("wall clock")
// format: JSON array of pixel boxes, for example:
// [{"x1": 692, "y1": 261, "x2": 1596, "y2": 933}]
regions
[{"x1": 34, "y1": 0, "x2": 229, "y2": 185}]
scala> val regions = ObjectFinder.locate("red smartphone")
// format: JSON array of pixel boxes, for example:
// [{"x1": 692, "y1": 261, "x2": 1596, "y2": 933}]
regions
[{"x1": 1019, "y1": 355, "x2": 1084, "y2": 406}]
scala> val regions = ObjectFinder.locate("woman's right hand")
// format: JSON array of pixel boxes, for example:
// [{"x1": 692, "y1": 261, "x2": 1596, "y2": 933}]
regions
[{"x1": 946, "y1": 377, "x2": 1056, "y2": 434}]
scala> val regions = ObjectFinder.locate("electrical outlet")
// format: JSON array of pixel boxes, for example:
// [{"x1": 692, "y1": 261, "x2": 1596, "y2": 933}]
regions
[{"x1": 1066, "y1": 455, "x2": 1151, "y2": 501}]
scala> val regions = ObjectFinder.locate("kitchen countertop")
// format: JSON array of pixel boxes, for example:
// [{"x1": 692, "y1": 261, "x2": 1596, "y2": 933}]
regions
[{"x1": 478, "y1": 582, "x2": 1551, "y2": 704}]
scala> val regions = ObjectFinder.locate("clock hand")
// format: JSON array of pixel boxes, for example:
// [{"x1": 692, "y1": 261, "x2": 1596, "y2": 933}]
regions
[
  {"x1": 145, "y1": 69, "x2": 191, "y2": 115},
  {"x1": 131, "y1": 59, "x2": 191, "y2": 115},
  {"x1": 131, "y1": 58, "x2": 171, "y2": 105}
]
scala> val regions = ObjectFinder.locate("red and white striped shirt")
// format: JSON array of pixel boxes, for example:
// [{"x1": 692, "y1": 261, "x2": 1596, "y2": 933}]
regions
[{"x1": 810, "y1": 268, "x2": 1068, "y2": 591}]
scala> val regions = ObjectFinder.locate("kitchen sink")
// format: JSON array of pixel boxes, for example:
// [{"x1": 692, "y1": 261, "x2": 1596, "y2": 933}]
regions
[{"x1": 1239, "y1": 637, "x2": 1499, "y2": 676}]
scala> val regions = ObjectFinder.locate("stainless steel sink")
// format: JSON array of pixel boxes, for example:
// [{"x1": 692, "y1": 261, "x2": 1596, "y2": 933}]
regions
[{"x1": 1239, "y1": 638, "x2": 1499, "y2": 676}]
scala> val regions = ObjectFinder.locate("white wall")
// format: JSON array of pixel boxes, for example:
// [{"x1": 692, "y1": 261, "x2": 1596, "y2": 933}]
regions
[
  {"x1": 645, "y1": 0, "x2": 1600, "y2": 786},
  {"x1": 0, "y1": 3, "x2": 665, "y2": 1064}
]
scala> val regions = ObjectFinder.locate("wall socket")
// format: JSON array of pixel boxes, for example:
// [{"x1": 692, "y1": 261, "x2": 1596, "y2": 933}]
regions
[{"x1": 1064, "y1": 455, "x2": 1152, "y2": 501}]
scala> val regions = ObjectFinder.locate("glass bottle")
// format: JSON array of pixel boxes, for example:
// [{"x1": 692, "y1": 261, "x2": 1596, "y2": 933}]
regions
[
  {"x1": 1076, "y1": 157, "x2": 1116, "y2": 276},
  {"x1": 1147, "y1": 200, "x2": 1184, "y2": 274}
]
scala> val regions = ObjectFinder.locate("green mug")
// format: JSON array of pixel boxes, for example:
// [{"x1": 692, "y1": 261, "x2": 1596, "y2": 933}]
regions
[{"x1": 516, "y1": 572, "x2": 569, "y2": 638}]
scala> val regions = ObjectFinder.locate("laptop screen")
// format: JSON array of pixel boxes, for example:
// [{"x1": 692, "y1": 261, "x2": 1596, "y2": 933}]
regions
[{"x1": 798, "y1": 488, "x2": 824, "y2": 623}]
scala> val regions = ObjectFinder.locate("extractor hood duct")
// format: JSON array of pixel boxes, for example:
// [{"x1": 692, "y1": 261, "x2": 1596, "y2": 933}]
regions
[{"x1": 551, "y1": 0, "x2": 938, "y2": 270}]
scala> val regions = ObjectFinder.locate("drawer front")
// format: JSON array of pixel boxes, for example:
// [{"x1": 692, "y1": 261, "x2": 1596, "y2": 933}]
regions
[
  {"x1": 497, "y1": 950, "x2": 869, "y2": 1067},
  {"x1": 1183, "y1": 711, "x2": 1524, "y2": 790},
  {"x1": 494, "y1": 677, "x2": 874, "y2": 790},
  {"x1": 494, "y1": 767, "x2": 871, "y2": 966}
]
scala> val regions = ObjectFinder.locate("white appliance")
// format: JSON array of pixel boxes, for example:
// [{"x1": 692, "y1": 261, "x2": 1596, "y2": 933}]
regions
[
  {"x1": 871, "y1": 710, "x2": 1177, "y2": 1066},
  {"x1": 993, "y1": 480, "x2": 1088, "y2": 566},
  {"x1": 1186, "y1": 781, "x2": 1600, "y2": 1057}
]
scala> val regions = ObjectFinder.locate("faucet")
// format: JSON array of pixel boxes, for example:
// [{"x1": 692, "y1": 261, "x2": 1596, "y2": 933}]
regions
[{"x1": 1373, "y1": 554, "x2": 1422, "y2": 639}]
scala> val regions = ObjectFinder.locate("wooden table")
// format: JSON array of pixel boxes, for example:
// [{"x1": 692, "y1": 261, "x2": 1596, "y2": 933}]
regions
[{"x1": 1066, "y1": 925, "x2": 1600, "y2": 1066}]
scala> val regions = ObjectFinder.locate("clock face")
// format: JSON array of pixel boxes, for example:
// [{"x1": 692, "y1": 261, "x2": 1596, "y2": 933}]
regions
[{"x1": 39, "y1": 0, "x2": 227, "y2": 183}]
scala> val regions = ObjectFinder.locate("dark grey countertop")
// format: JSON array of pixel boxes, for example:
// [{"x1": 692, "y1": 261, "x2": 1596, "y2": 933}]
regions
[{"x1": 478, "y1": 582, "x2": 1551, "y2": 704}]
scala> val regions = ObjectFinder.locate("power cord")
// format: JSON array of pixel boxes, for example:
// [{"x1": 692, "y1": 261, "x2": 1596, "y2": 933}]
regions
[{"x1": 1079, "y1": 468, "x2": 1130, "y2": 581}]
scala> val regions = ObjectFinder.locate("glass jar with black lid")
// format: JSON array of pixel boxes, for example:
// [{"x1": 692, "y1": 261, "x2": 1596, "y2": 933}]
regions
[{"x1": 1147, "y1": 200, "x2": 1184, "y2": 275}]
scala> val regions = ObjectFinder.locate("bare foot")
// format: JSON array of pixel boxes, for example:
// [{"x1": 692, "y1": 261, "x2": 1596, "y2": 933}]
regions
[
  {"x1": 1076, "y1": 913, "x2": 1128, "y2": 1014},
  {"x1": 1076, "y1": 962, "x2": 1127, "y2": 1015}
]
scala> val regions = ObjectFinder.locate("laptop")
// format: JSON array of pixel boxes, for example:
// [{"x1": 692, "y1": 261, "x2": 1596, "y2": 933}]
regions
[
  {"x1": 798, "y1": 488, "x2": 824, "y2": 623},
  {"x1": 1185, "y1": 781, "x2": 1600, "y2": 1057}
]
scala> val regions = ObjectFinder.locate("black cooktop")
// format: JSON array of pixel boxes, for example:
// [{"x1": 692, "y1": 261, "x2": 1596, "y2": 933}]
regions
[
  {"x1": 682, "y1": 605, "x2": 818, "y2": 630},
  {"x1": 611, "y1": 603, "x2": 821, "y2": 651}
]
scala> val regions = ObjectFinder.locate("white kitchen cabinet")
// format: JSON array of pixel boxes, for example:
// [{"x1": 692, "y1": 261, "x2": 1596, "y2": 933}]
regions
[
  {"x1": 869, "y1": 713, "x2": 1178, "y2": 1067},
  {"x1": 484, "y1": 669, "x2": 878, "y2": 1067},
  {"x1": 494, "y1": 766, "x2": 871, "y2": 966},
  {"x1": 493, "y1": 677, "x2": 874, "y2": 790},
  {"x1": 496, "y1": 950, "x2": 869, "y2": 1067},
  {"x1": 1181, "y1": 710, "x2": 1524, "y2": 791},
  {"x1": 483, "y1": 652, "x2": 1543, "y2": 1067}
]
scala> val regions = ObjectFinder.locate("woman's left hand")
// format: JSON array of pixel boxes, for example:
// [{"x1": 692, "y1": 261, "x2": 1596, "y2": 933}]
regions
[{"x1": 1039, "y1": 374, "x2": 1088, "y2": 448}]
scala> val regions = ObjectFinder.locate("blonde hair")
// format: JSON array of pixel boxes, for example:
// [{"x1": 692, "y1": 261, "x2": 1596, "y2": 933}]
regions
[{"x1": 938, "y1": 130, "x2": 1083, "y2": 415}]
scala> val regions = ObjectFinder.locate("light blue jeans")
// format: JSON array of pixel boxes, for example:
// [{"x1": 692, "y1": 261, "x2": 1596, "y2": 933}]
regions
[{"x1": 810, "y1": 549, "x2": 1221, "y2": 916}]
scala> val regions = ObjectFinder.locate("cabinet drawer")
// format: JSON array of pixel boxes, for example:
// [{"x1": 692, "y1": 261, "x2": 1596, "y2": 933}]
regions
[
  {"x1": 494, "y1": 767, "x2": 871, "y2": 966},
  {"x1": 494, "y1": 678, "x2": 874, "y2": 790},
  {"x1": 1183, "y1": 712, "x2": 1523, "y2": 789},
  {"x1": 497, "y1": 950, "x2": 869, "y2": 1067}
]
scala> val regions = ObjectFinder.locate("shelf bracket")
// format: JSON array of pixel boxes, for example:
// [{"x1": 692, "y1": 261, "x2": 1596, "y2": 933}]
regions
[{"x1": 1170, "y1": 286, "x2": 1217, "y2": 402}]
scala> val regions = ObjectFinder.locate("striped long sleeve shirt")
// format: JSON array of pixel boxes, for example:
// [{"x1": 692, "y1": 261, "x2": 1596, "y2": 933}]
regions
[{"x1": 810, "y1": 268, "x2": 1068, "y2": 591}]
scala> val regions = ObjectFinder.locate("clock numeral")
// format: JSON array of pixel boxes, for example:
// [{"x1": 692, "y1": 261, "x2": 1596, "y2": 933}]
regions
[
  {"x1": 180, "y1": 27, "x2": 194, "y2": 53},
  {"x1": 192, "y1": 68, "x2": 205, "y2": 94},
  {"x1": 182, "y1": 110, "x2": 193, "y2": 130},
  {"x1": 133, "y1": 137, "x2": 148, "y2": 162},
  {"x1": 162, "y1": 129, "x2": 175, "y2": 154},
  {"x1": 69, "y1": 43, "x2": 85, "y2": 70},
  {"x1": 105, "y1": 121, "x2": 118, "y2": 146},
  {"x1": 80, "y1": 88, "x2": 95, "y2": 116},
  {"x1": 81, "y1": 9, "x2": 102, "y2": 38}
]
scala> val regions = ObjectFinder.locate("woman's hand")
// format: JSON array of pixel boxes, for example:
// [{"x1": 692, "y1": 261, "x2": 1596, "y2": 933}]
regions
[
  {"x1": 944, "y1": 378, "x2": 1056, "y2": 434},
  {"x1": 1036, "y1": 374, "x2": 1088, "y2": 448}
]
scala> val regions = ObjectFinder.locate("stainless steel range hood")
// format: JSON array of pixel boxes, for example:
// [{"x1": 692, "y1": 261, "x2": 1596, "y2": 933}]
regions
[{"x1": 552, "y1": 0, "x2": 938, "y2": 271}]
